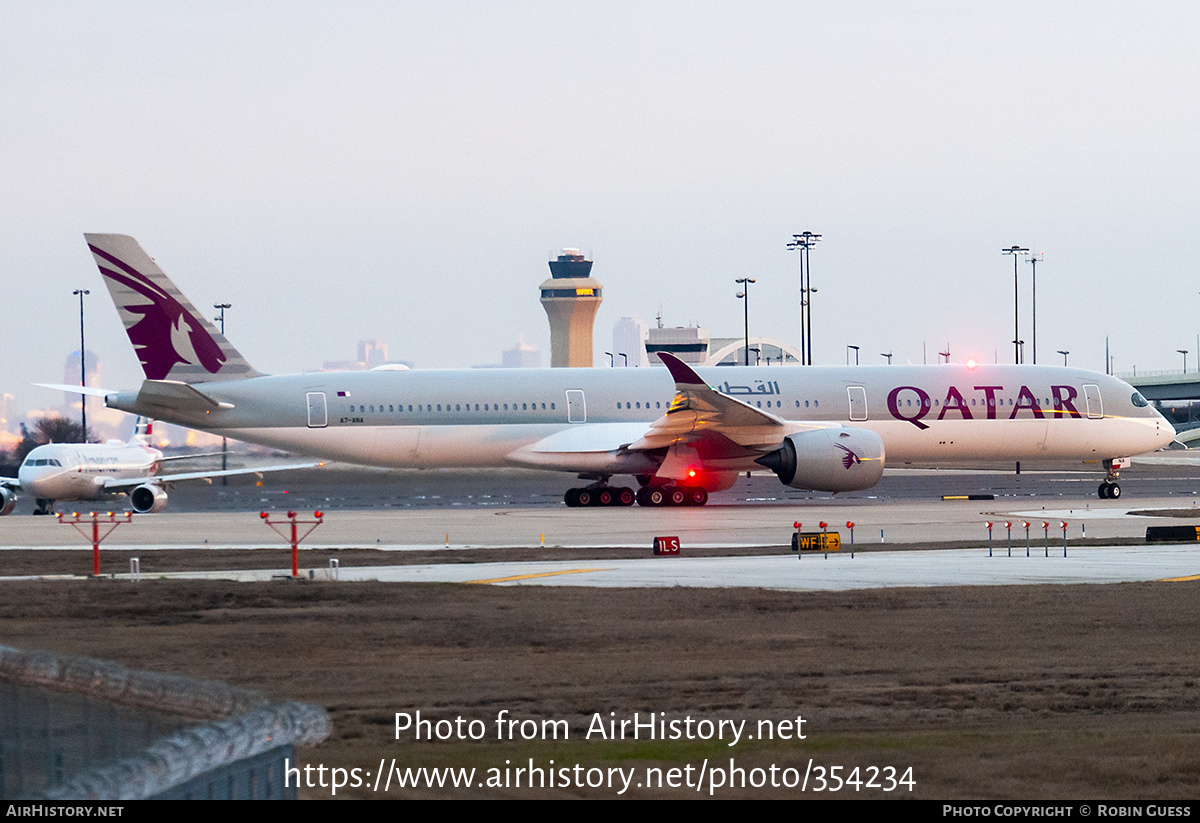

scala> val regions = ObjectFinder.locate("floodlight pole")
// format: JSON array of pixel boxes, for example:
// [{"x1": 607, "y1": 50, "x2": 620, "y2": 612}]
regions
[
  {"x1": 1003, "y1": 246, "x2": 1029, "y2": 364},
  {"x1": 1028, "y1": 253, "x2": 1043, "y2": 364},
  {"x1": 73, "y1": 289, "x2": 90, "y2": 441},
  {"x1": 788, "y1": 232, "x2": 822, "y2": 365},
  {"x1": 214, "y1": 303, "x2": 232, "y2": 482},
  {"x1": 735, "y1": 278, "x2": 755, "y2": 365}
]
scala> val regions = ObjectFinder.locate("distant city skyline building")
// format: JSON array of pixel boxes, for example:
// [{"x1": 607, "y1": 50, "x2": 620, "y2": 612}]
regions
[
  {"x1": 540, "y1": 248, "x2": 602, "y2": 367},
  {"x1": 502, "y1": 334, "x2": 541, "y2": 368},
  {"x1": 323, "y1": 340, "x2": 413, "y2": 371},
  {"x1": 611, "y1": 317, "x2": 649, "y2": 367},
  {"x1": 358, "y1": 339, "x2": 389, "y2": 369}
]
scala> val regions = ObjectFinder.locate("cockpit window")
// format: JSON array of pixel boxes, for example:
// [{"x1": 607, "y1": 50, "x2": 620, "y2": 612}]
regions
[{"x1": 1131, "y1": 392, "x2": 1149, "y2": 407}]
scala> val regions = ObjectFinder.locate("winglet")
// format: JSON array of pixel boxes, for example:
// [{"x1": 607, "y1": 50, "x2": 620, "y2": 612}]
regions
[{"x1": 657, "y1": 352, "x2": 708, "y2": 388}]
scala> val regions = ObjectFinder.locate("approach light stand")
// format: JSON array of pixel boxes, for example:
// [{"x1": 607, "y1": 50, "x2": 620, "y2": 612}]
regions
[
  {"x1": 846, "y1": 345, "x2": 859, "y2": 365},
  {"x1": 735, "y1": 277, "x2": 756, "y2": 365},
  {"x1": 1180, "y1": 349, "x2": 1189, "y2": 374},
  {"x1": 881, "y1": 351, "x2": 892, "y2": 364},
  {"x1": 1057, "y1": 350, "x2": 1069, "y2": 366},
  {"x1": 1002, "y1": 246, "x2": 1029, "y2": 364},
  {"x1": 73, "y1": 289, "x2": 90, "y2": 442},
  {"x1": 214, "y1": 303, "x2": 231, "y2": 482}
]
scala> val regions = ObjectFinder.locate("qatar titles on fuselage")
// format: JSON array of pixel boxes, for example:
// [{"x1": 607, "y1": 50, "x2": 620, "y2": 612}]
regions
[{"x1": 83, "y1": 233, "x2": 1174, "y2": 506}]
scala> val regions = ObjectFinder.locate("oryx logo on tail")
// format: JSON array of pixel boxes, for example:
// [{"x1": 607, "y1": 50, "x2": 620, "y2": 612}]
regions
[{"x1": 85, "y1": 234, "x2": 259, "y2": 383}]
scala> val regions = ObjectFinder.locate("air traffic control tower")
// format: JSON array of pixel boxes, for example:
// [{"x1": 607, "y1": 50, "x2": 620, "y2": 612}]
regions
[{"x1": 540, "y1": 248, "x2": 603, "y2": 367}]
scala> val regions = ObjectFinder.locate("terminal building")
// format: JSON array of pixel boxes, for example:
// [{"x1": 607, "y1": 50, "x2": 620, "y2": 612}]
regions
[{"x1": 643, "y1": 324, "x2": 803, "y2": 367}]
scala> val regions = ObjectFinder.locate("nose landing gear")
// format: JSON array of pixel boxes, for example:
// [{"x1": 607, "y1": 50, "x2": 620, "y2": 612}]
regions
[{"x1": 1098, "y1": 458, "x2": 1123, "y2": 499}]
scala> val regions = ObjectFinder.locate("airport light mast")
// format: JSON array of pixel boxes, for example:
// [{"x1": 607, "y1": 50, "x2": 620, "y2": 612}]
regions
[
  {"x1": 214, "y1": 303, "x2": 231, "y2": 481},
  {"x1": 735, "y1": 278, "x2": 755, "y2": 365},
  {"x1": 1002, "y1": 246, "x2": 1029, "y2": 364},
  {"x1": 788, "y1": 232, "x2": 821, "y2": 365},
  {"x1": 73, "y1": 288, "x2": 89, "y2": 442},
  {"x1": 1028, "y1": 252, "x2": 1043, "y2": 364}
]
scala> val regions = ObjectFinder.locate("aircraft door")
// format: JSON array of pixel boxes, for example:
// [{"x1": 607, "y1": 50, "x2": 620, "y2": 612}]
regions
[
  {"x1": 1083, "y1": 384, "x2": 1103, "y2": 419},
  {"x1": 307, "y1": 392, "x2": 328, "y2": 428},
  {"x1": 847, "y1": 386, "x2": 868, "y2": 421},
  {"x1": 566, "y1": 389, "x2": 586, "y2": 423}
]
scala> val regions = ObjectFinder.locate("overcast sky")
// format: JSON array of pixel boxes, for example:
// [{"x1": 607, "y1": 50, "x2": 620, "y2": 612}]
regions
[{"x1": 3, "y1": 1, "x2": 1199, "y2": 420}]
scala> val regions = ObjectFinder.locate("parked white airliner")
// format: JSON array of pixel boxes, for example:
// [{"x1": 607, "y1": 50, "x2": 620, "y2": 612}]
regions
[
  {"x1": 80, "y1": 233, "x2": 1174, "y2": 507},
  {"x1": 0, "y1": 420, "x2": 320, "y2": 515}
]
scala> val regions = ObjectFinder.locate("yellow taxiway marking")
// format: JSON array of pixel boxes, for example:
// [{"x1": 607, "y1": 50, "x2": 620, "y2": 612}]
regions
[
  {"x1": 1161, "y1": 574, "x2": 1200, "y2": 582},
  {"x1": 466, "y1": 568, "x2": 612, "y2": 585}
]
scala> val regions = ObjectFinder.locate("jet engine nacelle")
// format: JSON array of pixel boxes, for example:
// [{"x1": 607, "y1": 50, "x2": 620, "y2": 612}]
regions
[
  {"x1": 129, "y1": 484, "x2": 169, "y2": 514},
  {"x1": 756, "y1": 427, "x2": 885, "y2": 492},
  {"x1": 0, "y1": 488, "x2": 16, "y2": 516}
]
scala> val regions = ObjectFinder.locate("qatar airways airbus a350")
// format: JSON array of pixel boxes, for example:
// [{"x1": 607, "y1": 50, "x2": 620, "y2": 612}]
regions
[{"x1": 71, "y1": 233, "x2": 1173, "y2": 507}]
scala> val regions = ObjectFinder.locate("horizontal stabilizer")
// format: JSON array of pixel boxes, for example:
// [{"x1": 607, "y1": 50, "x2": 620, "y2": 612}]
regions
[
  {"x1": 34, "y1": 383, "x2": 113, "y2": 398},
  {"x1": 135, "y1": 380, "x2": 235, "y2": 412}
]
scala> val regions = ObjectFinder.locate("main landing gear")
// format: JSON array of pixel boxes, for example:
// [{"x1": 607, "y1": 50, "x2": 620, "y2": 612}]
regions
[
  {"x1": 564, "y1": 485, "x2": 635, "y2": 507},
  {"x1": 1098, "y1": 458, "x2": 1122, "y2": 499},
  {"x1": 563, "y1": 483, "x2": 709, "y2": 507}
]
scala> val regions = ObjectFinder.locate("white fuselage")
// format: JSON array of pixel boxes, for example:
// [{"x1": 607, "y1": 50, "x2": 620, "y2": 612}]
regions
[
  {"x1": 18, "y1": 442, "x2": 162, "y2": 502},
  {"x1": 104, "y1": 362, "x2": 1175, "y2": 477}
]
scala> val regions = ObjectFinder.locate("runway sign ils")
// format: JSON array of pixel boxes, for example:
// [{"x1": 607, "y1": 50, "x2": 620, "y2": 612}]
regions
[{"x1": 653, "y1": 536, "x2": 681, "y2": 555}]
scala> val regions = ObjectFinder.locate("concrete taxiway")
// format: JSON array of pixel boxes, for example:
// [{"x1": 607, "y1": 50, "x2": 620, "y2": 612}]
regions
[
  {"x1": 0, "y1": 495, "x2": 1196, "y2": 549},
  {"x1": 127, "y1": 544, "x2": 1200, "y2": 590},
  {"x1": 2, "y1": 491, "x2": 1199, "y2": 591}
]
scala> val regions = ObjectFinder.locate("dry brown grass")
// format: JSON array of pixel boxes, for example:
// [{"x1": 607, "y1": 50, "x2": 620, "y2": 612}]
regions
[{"x1": 2, "y1": 573, "x2": 1198, "y2": 798}]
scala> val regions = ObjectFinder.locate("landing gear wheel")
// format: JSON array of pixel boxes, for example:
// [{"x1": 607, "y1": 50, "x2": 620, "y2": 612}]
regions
[
  {"x1": 1098, "y1": 483, "x2": 1109, "y2": 499},
  {"x1": 576, "y1": 488, "x2": 594, "y2": 507},
  {"x1": 637, "y1": 487, "x2": 666, "y2": 507},
  {"x1": 597, "y1": 488, "x2": 614, "y2": 506},
  {"x1": 1109, "y1": 482, "x2": 1121, "y2": 499},
  {"x1": 615, "y1": 487, "x2": 635, "y2": 507},
  {"x1": 564, "y1": 488, "x2": 581, "y2": 507},
  {"x1": 667, "y1": 487, "x2": 688, "y2": 506},
  {"x1": 688, "y1": 487, "x2": 708, "y2": 506}
]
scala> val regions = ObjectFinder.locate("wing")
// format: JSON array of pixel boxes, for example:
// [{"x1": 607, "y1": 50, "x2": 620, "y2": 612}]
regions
[
  {"x1": 98, "y1": 460, "x2": 324, "y2": 490},
  {"x1": 627, "y1": 352, "x2": 791, "y2": 455},
  {"x1": 1, "y1": 477, "x2": 19, "y2": 491},
  {"x1": 507, "y1": 353, "x2": 840, "y2": 482}
]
